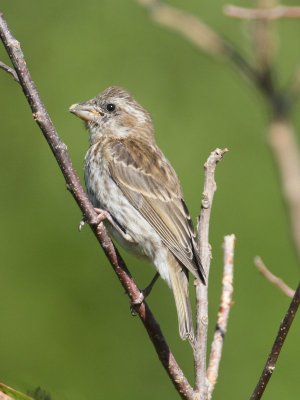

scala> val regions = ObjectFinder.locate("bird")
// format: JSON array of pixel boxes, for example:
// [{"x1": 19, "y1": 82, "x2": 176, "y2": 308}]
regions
[{"x1": 69, "y1": 86, "x2": 205, "y2": 342}]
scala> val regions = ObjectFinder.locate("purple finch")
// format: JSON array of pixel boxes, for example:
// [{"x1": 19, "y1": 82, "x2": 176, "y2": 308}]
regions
[{"x1": 69, "y1": 86, "x2": 205, "y2": 341}]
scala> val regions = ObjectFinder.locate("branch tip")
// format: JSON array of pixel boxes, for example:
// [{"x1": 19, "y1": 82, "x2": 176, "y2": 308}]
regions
[{"x1": 194, "y1": 147, "x2": 229, "y2": 395}]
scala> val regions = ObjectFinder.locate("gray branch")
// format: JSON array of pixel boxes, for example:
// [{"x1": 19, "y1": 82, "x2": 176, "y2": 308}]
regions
[
  {"x1": 0, "y1": 11, "x2": 194, "y2": 400},
  {"x1": 194, "y1": 148, "x2": 228, "y2": 397}
]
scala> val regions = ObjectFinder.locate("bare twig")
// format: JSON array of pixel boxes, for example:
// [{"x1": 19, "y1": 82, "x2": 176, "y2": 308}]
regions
[
  {"x1": 138, "y1": 1, "x2": 300, "y2": 263},
  {"x1": 224, "y1": 5, "x2": 300, "y2": 20},
  {"x1": 250, "y1": 283, "x2": 300, "y2": 400},
  {"x1": 138, "y1": 1, "x2": 300, "y2": 397},
  {"x1": 268, "y1": 120, "x2": 300, "y2": 260},
  {"x1": 137, "y1": 0, "x2": 258, "y2": 84},
  {"x1": 254, "y1": 256, "x2": 295, "y2": 298},
  {"x1": 0, "y1": 60, "x2": 19, "y2": 82},
  {"x1": 249, "y1": 0, "x2": 278, "y2": 79},
  {"x1": 136, "y1": 0, "x2": 283, "y2": 109},
  {"x1": 194, "y1": 148, "x2": 228, "y2": 396},
  {"x1": 0, "y1": 11, "x2": 194, "y2": 400},
  {"x1": 207, "y1": 234, "x2": 235, "y2": 399}
]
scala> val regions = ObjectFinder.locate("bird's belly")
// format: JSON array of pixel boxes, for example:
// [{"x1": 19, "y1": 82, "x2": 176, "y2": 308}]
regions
[{"x1": 85, "y1": 167, "x2": 162, "y2": 259}]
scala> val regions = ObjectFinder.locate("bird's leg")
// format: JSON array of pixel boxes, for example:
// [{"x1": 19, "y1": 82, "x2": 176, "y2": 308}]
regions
[
  {"x1": 78, "y1": 208, "x2": 109, "y2": 231},
  {"x1": 142, "y1": 272, "x2": 160, "y2": 298},
  {"x1": 130, "y1": 272, "x2": 160, "y2": 313},
  {"x1": 130, "y1": 273, "x2": 160, "y2": 316},
  {"x1": 94, "y1": 208, "x2": 134, "y2": 242}
]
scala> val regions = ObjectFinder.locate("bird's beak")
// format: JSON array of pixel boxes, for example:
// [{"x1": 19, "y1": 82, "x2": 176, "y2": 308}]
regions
[{"x1": 69, "y1": 103, "x2": 103, "y2": 122}]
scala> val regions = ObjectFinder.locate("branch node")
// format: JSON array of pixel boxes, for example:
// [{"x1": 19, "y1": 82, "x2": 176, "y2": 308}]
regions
[
  {"x1": 201, "y1": 193, "x2": 210, "y2": 209},
  {"x1": 32, "y1": 111, "x2": 44, "y2": 122},
  {"x1": 131, "y1": 291, "x2": 145, "y2": 305},
  {"x1": 0, "y1": 60, "x2": 19, "y2": 82}
]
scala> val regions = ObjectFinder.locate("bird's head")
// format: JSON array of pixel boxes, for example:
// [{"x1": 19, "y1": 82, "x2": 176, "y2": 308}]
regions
[{"x1": 69, "y1": 86, "x2": 154, "y2": 143}]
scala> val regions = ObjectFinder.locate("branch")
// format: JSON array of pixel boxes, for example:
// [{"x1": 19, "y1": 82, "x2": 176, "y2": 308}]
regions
[
  {"x1": 224, "y1": 5, "x2": 300, "y2": 20},
  {"x1": 0, "y1": 12, "x2": 194, "y2": 400},
  {"x1": 137, "y1": 0, "x2": 258, "y2": 85},
  {"x1": 0, "y1": 60, "x2": 19, "y2": 82},
  {"x1": 207, "y1": 234, "x2": 235, "y2": 399},
  {"x1": 137, "y1": 1, "x2": 283, "y2": 111},
  {"x1": 250, "y1": 283, "x2": 300, "y2": 400},
  {"x1": 268, "y1": 120, "x2": 300, "y2": 261},
  {"x1": 254, "y1": 256, "x2": 295, "y2": 298},
  {"x1": 194, "y1": 148, "x2": 228, "y2": 396}
]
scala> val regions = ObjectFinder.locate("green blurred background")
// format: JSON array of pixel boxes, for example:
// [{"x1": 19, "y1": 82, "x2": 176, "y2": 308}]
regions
[{"x1": 0, "y1": 1, "x2": 299, "y2": 399}]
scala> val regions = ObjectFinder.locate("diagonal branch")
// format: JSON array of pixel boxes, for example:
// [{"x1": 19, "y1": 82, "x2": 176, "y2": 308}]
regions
[
  {"x1": 250, "y1": 283, "x2": 300, "y2": 400},
  {"x1": 224, "y1": 5, "x2": 300, "y2": 20},
  {"x1": 267, "y1": 120, "x2": 300, "y2": 261},
  {"x1": 138, "y1": 0, "x2": 300, "y2": 274},
  {"x1": 254, "y1": 256, "x2": 295, "y2": 298},
  {"x1": 194, "y1": 148, "x2": 228, "y2": 396},
  {"x1": 137, "y1": 0, "x2": 258, "y2": 85},
  {"x1": 0, "y1": 60, "x2": 19, "y2": 82},
  {"x1": 207, "y1": 234, "x2": 235, "y2": 399},
  {"x1": 0, "y1": 11, "x2": 194, "y2": 400}
]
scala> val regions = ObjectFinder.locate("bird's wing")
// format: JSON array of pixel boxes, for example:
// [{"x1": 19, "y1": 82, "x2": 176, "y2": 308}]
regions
[{"x1": 106, "y1": 138, "x2": 205, "y2": 282}]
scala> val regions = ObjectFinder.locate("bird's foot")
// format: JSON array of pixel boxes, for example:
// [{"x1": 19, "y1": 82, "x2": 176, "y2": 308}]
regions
[
  {"x1": 129, "y1": 273, "x2": 160, "y2": 316},
  {"x1": 78, "y1": 208, "x2": 110, "y2": 231},
  {"x1": 130, "y1": 292, "x2": 145, "y2": 316},
  {"x1": 94, "y1": 208, "x2": 111, "y2": 223}
]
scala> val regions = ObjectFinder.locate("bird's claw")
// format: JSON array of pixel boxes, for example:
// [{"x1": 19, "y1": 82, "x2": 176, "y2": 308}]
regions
[
  {"x1": 94, "y1": 208, "x2": 110, "y2": 224},
  {"x1": 78, "y1": 208, "x2": 109, "y2": 231},
  {"x1": 130, "y1": 305, "x2": 137, "y2": 316},
  {"x1": 78, "y1": 218, "x2": 86, "y2": 231},
  {"x1": 130, "y1": 292, "x2": 145, "y2": 316}
]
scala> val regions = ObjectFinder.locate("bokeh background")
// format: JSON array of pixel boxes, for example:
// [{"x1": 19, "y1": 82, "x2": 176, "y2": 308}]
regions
[{"x1": 0, "y1": 1, "x2": 299, "y2": 399}]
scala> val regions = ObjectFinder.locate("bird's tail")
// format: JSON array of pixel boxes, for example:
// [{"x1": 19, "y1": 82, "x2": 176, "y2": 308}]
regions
[{"x1": 168, "y1": 254, "x2": 194, "y2": 342}]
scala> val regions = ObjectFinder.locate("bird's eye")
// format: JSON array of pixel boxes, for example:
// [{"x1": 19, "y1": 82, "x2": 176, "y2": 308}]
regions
[{"x1": 106, "y1": 103, "x2": 115, "y2": 112}]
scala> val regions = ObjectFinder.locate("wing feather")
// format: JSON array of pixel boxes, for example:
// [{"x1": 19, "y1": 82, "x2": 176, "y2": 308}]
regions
[{"x1": 107, "y1": 139, "x2": 205, "y2": 282}]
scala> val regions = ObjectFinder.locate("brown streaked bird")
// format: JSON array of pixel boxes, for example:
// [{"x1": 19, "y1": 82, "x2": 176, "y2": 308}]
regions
[{"x1": 69, "y1": 86, "x2": 205, "y2": 341}]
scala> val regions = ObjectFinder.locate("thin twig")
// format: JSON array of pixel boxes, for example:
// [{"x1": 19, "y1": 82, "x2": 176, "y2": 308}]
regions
[
  {"x1": 194, "y1": 148, "x2": 228, "y2": 396},
  {"x1": 138, "y1": 0, "x2": 300, "y2": 257},
  {"x1": 0, "y1": 11, "x2": 194, "y2": 400},
  {"x1": 250, "y1": 283, "x2": 300, "y2": 400},
  {"x1": 207, "y1": 234, "x2": 235, "y2": 399},
  {"x1": 249, "y1": 0, "x2": 278, "y2": 81},
  {"x1": 268, "y1": 120, "x2": 300, "y2": 261},
  {"x1": 0, "y1": 60, "x2": 19, "y2": 82},
  {"x1": 224, "y1": 5, "x2": 300, "y2": 20},
  {"x1": 137, "y1": 0, "x2": 284, "y2": 111},
  {"x1": 137, "y1": 0, "x2": 258, "y2": 84},
  {"x1": 254, "y1": 256, "x2": 295, "y2": 298}
]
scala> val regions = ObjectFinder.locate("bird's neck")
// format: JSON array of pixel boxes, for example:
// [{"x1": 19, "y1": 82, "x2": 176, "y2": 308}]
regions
[{"x1": 89, "y1": 125, "x2": 154, "y2": 146}]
